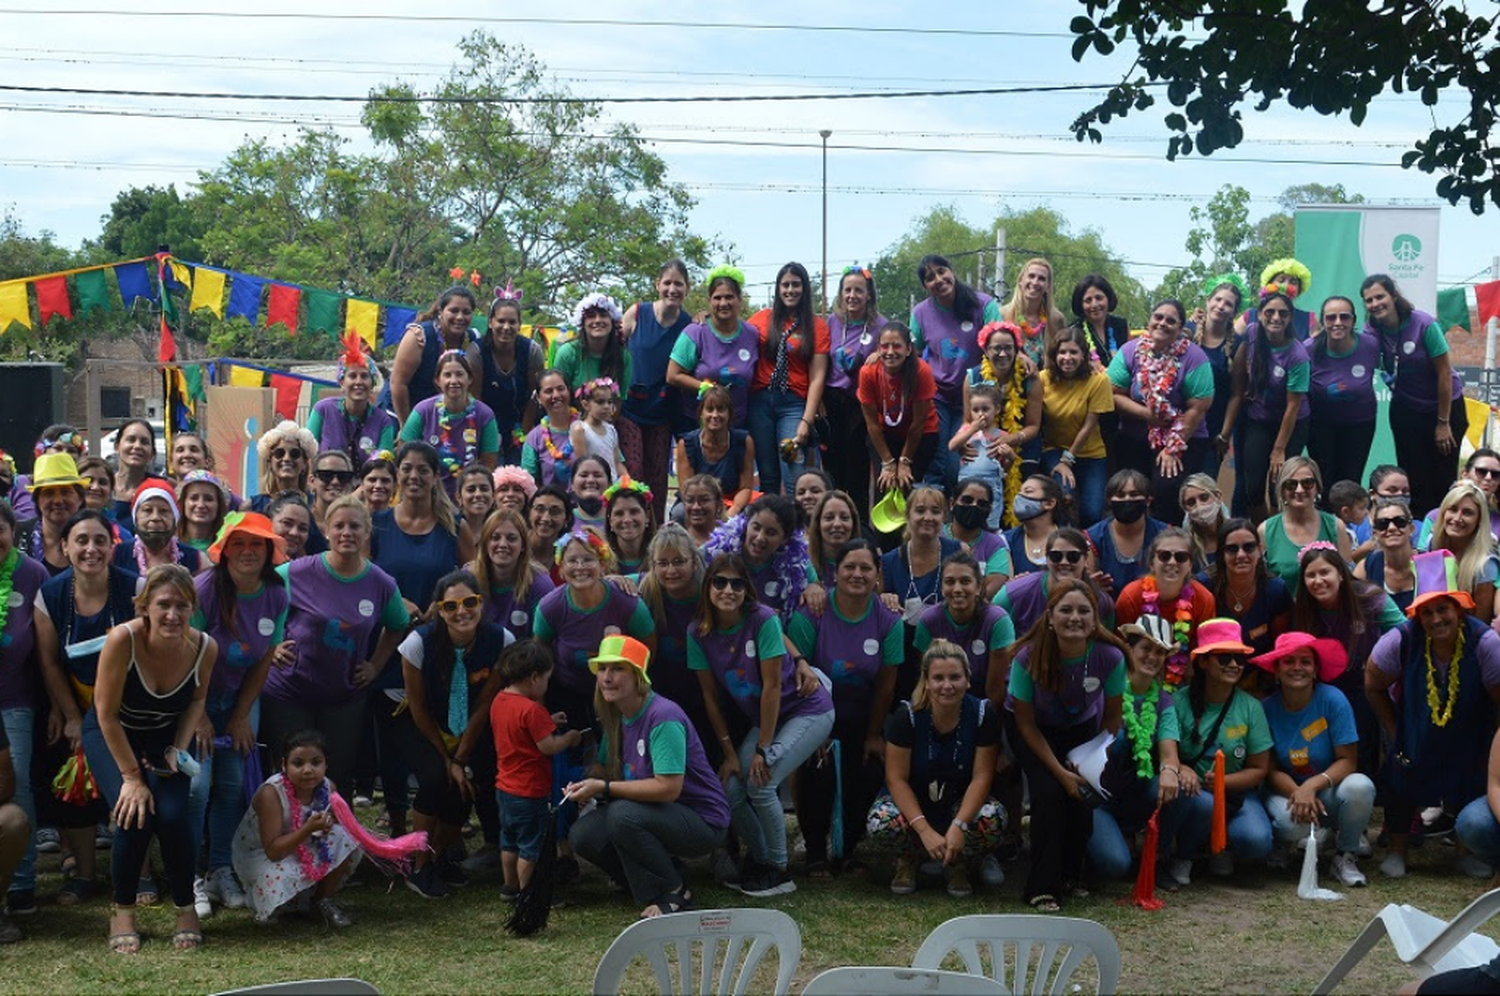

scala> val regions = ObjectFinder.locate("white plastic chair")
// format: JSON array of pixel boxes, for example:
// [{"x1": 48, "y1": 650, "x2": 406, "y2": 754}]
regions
[
  {"x1": 213, "y1": 981, "x2": 378, "y2": 996},
  {"x1": 911, "y1": 914, "x2": 1121, "y2": 995},
  {"x1": 1314, "y1": 889, "x2": 1500, "y2": 994},
  {"x1": 802, "y1": 966, "x2": 1009, "y2": 995},
  {"x1": 592, "y1": 908, "x2": 801, "y2": 996}
]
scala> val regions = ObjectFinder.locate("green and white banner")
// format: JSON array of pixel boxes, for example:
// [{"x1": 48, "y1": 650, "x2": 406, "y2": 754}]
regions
[{"x1": 1294, "y1": 205, "x2": 1441, "y2": 323}]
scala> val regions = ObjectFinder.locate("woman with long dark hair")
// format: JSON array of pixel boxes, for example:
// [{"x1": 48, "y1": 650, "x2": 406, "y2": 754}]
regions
[
  {"x1": 823, "y1": 265, "x2": 886, "y2": 522},
  {"x1": 1040, "y1": 325, "x2": 1113, "y2": 526},
  {"x1": 619, "y1": 261, "x2": 692, "y2": 522},
  {"x1": 1202, "y1": 517, "x2": 1292, "y2": 660},
  {"x1": 1223, "y1": 290, "x2": 1311, "y2": 521},
  {"x1": 747, "y1": 262, "x2": 830, "y2": 496},
  {"x1": 381, "y1": 285, "x2": 482, "y2": 425},
  {"x1": 860, "y1": 322, "x2": 939, "y2": 496},
  {"x1": 477, "y1": 286, "x2": 543, "y2": 469},
  {"x1": 555, "y1": 293, "x2": 631, "y2": 393},
  {"x1": 1307, "y1": 295, "x2": 1379, "y2": 490}
]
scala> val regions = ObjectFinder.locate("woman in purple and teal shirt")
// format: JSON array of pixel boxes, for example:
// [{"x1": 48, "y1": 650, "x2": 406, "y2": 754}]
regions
[
  {"x1": 691, "y1": 552, "x2": 834, "y2": 897},
  {"x1": 307, "y1": 337, "x2": 398, "y2": 472},
  {"x1": 666, "y1": 266, "x2": 759, "y2": 432},
  {"x1": 1224, "y1": 291, "x2": 1311, "y2": 521},
  {"x1": 260, "y1": 495, "x2": 410, "y2": 797},
  {"x1": 787, "y1": 539, "x2": 903, "y2": 876},
  {"x1": 473, "y1": 508, "x2": 553, "y2": 641},
  {"x1": 823, "y1": 266, "x2": 887, "y2": 523},
  {"x1": 400, "y1": 351, "x2": 499, "y2": 498},
  {"x1": 635, "y1": 525, "x2": 710, "y2": 752},
  {"x1": 521, "y1": 370, "x2": 579, "y2": 490},
  {"x1": 916, "y1": 552, "x2": 1015, "y2": 702},
  {"x1": 911, "y1": 254, "x2": 1002, "y2": 489},
  {"x1": 994, "y1": 527, "x2": 1114, "y2": 638},
  {"x1": 1308, "y1": 295, "x2": 1380, "y2": 491},
  {"x1": 0, "y1": 501, "x2": 51, "y2": 907},
  {"x1": 1363, "y1": 273, "x2": 1466, "y2": 517}
]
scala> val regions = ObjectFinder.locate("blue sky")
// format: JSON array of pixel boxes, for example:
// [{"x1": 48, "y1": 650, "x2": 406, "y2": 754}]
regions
[{"x1": 0, "y1": 1, "x2": 1492, "y2": 312}]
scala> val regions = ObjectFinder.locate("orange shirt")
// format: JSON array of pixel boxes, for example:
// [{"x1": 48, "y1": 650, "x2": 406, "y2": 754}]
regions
[
  {"x1": 749, "y1": 309, "x2": 831, "y2": 397},
  {"x1": 857, "y1": 359, "x2": 939, "y2": 435}
]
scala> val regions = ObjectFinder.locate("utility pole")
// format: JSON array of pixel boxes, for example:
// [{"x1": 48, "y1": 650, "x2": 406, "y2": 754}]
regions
[
  {"x1": 819, "y1": 129, "x2": 832, "y2": 312},
  {"x1": 994, "y1": 228, "x2": 1009, "y2": 303}
]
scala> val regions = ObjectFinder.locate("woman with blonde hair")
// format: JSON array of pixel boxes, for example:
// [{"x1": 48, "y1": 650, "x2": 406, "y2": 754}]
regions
[
  {"x1": 250, "y1": 421, "x2": 317, "y2": 514},
  {"x1": 1425, "y1": 480, "x2": 1498, "y2": 623},
  {"x1": 1179, "y1": 473, "x2": 1228, "y2": 568},
  {"x1": 472, "y1": 507, "x2": 552, "y2": 641},
  {"x1": 1002, "y1": 257, "x2": 1069, "y2": 370}
]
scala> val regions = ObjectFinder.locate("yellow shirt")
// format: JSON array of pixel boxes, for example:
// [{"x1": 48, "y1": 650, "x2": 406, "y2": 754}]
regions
[{"x1": 1039, "y1": 369, "x2": 1113, "y2": 459}]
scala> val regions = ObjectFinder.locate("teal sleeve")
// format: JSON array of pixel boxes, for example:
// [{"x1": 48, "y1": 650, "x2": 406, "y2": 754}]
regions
[
  {"x1": 1007, "y1": 658, "x2": 1035, "y2": 702},
  {"x1": 1416, "y1": 516, "x2": 1434, "y2": 551},
  {"x1": 190, "y1": 608, "x2": 206, "y2": 630},
  {"x1": 625, "y1": 598, "x2": 654, "y2": 639},
  {"x1": 1157, "y1": 697, "x2": 1181, "y2": 742},
  {"x1": 1423, "y1": 321, "x2": 1450, "y2": 358},
  {"x1": 532, "y1": 604, "x2": 554, "y2": 642},
  {"x1": 804, "y1": 562, "x2": 819, "y2": 584},
  {"x1": 647, "y1": 721, "x2": 688, "y2": 775},
  {"x1": 990, "y1": 612, "x2": 1015, "y2": 649},
  {"x1": 275, "y1": 563, "x2": 290, "y2": 585},
  {"x1": 521, "y1": 445, "x2": 540, "y2": 476},
  {"x1": 981, "y1": 299, "x2": 1001, "y2": 323},
  {"x1": 882, "y1": 618, "x2": 905, "y2": 666},
  {"x1": 381, "y1": 589, "x2": 411, "y2": 630},
  {"x1": 399, "y1": 410, "x2": 422, "y2": 442},
  {"x1": 1103, "y1": 659, "x2": 1127, "y2": 696},
  {"x1": 1245, "y1": 698, "x2": 1274, "y2": 755},
  {"x1": 670, "y1": 334, "x2": 700, "y2": 371},
  {"x1": 479, "y1": 419, "x2": 500, "y2": 455},
  {"x1": 597, "y1": 738, "x2": 608, "y2": 767},
  {"x1": 992, "y1": 587, "x2": 1013, "y2": 613},
  {"x1": 305, "y1": 407, "x2": 324, "y2": 440},
  {"x1": 554, "y1": 344, "x2": 579, "y2": 390},
  {"x1": 1376, "y1": 595, "x2": 1405, "y2": 633},
  {"x1": 1286, "y1": 358, "x2": 1310, "y2": 394},
  {"x1": 1106, "y1": 350, "x2": 1131, "y2": 390},
  {"x1": 909, "y1": 310, "x2": 924, "y2": 353},
  {"x1": 686, "y1": 633, "x2": 708, "y2": 671},
  {"x1": 377, "y1": 422, "x2": 396, "y2": 451},
  {"x1": 1183, "y1": 361, "x2": 1215, "y2": 399},
  {"x1": 985, "y1": 542, "x2": 1013, "y2": 577},
  {"x1": 755, "y1": 614, "x2": 786, "y2": 662},
  {"x1": 787, "y1": 612, "x2": 817, "y2": 658},
  {"x1": 911, "y1": 618, "x2": 932, "y2": 653},
  {"x1": 271, "y1": 603, "x2": 288, "y2": 644}
]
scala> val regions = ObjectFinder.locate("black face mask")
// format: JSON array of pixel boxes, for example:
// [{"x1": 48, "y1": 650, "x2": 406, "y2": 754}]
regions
[
  {"x1": 951, "y1": 504, "x2": 989, "y2": 531},
  {"x1": 1111, "y1": 498, "x2": 1148, "y2": 524},
  {"x1": 576, "y1": 496, "x2": 603, "y2": 516}
]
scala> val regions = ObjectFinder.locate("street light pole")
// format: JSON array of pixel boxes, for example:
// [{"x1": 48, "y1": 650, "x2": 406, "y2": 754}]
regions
[{"x1": 820, "y1": 129, "x2": 832, "y2": 311}]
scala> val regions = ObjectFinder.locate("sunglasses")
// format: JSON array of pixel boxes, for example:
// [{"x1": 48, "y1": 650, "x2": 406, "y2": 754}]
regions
[
  {"x1": 437, "y1": 594, "x2": 482, "y2": 613},
  {"x1": 1154, "y1": 550, "x2": 1192, "y2": 564},
  {"x1": 1323, "y1": 312, "x2": 1355, "y2": 323},
  {"x1": 956, "y1": 497, "x2": 993, "y2": 510},
  {"x1": 1282, "y1": 477, "x2": 1318, "y2": 492},
  {"x1": 314, "y1": 470, "x2": 356, "y2": 485},
  {"x1": 710, "y1": 575, "x2": 748, "y2": 593},
  {"x1": 271, "y1": 448, "x2": 306, "y2": 461},
  {"x1": 1222, "y1": 541, "x2": 1258, "y2": 555},
  {"x1": 1473, "y1": 467, "x2": 1500, "y2": 480},
  {"x1": 1374, "y1": 515, "x2": 1412, "y2": 531},
  {"x1": 1046, "y1": 549, "x2": 1084, "y2": 564}
]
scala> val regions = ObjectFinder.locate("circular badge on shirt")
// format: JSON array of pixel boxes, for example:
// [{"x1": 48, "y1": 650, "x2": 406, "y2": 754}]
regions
[
  {"x1": 511, "y1": 609, "x2": 529, "y2": 627},
  {"x1": 428, "y1": 434, "x2": 440, "y2": 445},
  {"x1": 359, "y1": 436, "x2": 374, "y2": 450},
  {"x1": 604, "y1": 625, "x2": 622, "y2": 637},
  {"x1": 960, "y1": 321, "x2": 974, "y2": 333},
  {"x1": 6, "y1": 591, "x2": 22, "y2": 610},
  {"x1": 636, "y1": 739, "x2": 646, "y2": 756},
  {"x1": 738, "y1": 349, "x2": 752, "y2": 362},
  {"x1": 1273, "y1": 365, "x2": 1286, "y2": 379},
  {"x1": 1233, "y1": 743, "x2": 1247, "y2": 760},
  {"x1": 860, "y1": 333, "x2": 872, "y2": 345},
  {"x1": 863, "y1": 638, "x2": 880, "y2": 655},
  {"x1": 1352, "y1": 364, "x2": 1366, "y2": 378},
  {"x1": 1403, "y1": 340, "x2": 1417, "y2": 355},
  {"x1": 1082, "y1": 676, "x2": 1101, "y2": 693},
  {"x1": 745, "y1": 639, "x2": 757, "y2": 658},
  {"x1": 258, "y1": 617, "x2": 275, "y2": 636},
  {"x1": 358, "y1": 599, "x2": 375, "y2": 618},
  {"x1": 971, "y1": 639, "x2": 987, "y2": 656},
  {"x1": 764, "y1": 581, "x2": 780, "y2": 598}
]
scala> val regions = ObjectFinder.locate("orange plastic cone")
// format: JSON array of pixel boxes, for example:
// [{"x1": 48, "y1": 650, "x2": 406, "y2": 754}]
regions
[{"x1": 1210, "y1": 749, "x2": 1228, "y2": 854}]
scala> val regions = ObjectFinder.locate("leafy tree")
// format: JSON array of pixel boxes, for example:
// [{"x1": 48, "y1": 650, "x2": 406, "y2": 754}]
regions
[
  {"x1": 1066, "y1": 1, "x2": 1500, "y2": 212},
  {"x1": 86, "y1": 185, "x2": 206, "y2": 263}
]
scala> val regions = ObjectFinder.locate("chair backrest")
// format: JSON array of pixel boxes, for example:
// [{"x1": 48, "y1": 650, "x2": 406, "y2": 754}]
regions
[
  {"x1": 802, "y1": 966, "x2": 1010, "y2": 995},
  {"x1": 912, "y1": 914, "x2": 1121, "y2": 996},
  {"x1": 213, "y1": 981, "x2": 379, "y2": 996},
  {"x1": 592, "y1": 908, "x2": 802, "y2": 996}
]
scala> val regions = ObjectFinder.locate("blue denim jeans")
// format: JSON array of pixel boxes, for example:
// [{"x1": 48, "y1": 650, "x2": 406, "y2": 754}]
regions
[
  {"x1": 1264, "y1": 773, "x2": 1375, "y2": 854},
  {"x1": 726, "y1": 709, "x2": 834, "y2": 868},
  {"x1": 1, "y1": 708, "x2": 35, "y2": 892},
  {"x1": 1456, "y1": 796, "x2": 1500, "y2": 866},
  {"x1": 1158, "y1": 788, "x2": 1273, "y2": 863},
  {"x1": 187, "y1": 700, "x2": 259, "y2": 872},
  {"x1": 747, "y1": 389, "x2": 815, "y2": 496},
  {"x1": 1087, "y1": 776, "x2": 1158, "y2": 880},
  {"x1": 1042, "y1": 451, "x2": 1109, "y2": 528},
  {"x1": 926, "y1": 399, "x2": 964, "y2": 490}
]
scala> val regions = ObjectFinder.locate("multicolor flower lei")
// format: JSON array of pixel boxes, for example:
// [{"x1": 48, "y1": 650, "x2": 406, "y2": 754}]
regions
[
  {"x1": 1136, "y1": 335, "x2": 1190, "y2": 459},
  {"x1": 603, "y1": 475, "x2": 653, "y2": 509},
  {"x1": 510, "y1": 426, "x2": 526, "y2": 449},
  {"x1": 0, "y1": 547, "x2": 18, "y2": 636},
  {"x1": 1141, "y1": 577, "x2": 1194, "y2": 688},
  {"x1": 1121, "y1": 682, "x2": 1160, "y2": 779},
  {"x1": 1425, "y1": 622, "x2": 1466, "y2": 728},
  {"x1": 437, "y1": 400, "x2": 478, "y2": 478},
  {"x1": 539, "y1": 416, "x2": 575, "y2": 465},
  {"x1": 283, "y1": 777, "x2": 337, "y2": 883}
]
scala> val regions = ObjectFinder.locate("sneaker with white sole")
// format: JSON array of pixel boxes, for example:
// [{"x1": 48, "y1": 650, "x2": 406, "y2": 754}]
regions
[
  {"x1": 978, "y1": 854, "x2": 1005, "y2": 887},
  {"x1": 1380, "y1": 852, "x2": 1407, "y2": 878},
  {"x1": 1169, "y1": 858, "x2": 1193, "y2": 887},
  {"x1": 193, "y1": 876, "x2": 214, "y2": 918},
  {"x1": 34, "y1": 829, "x2": 59, "y2": 854},
  {"x1": 1331, "y1": 852, "x2": 1367, "y2": 887},
  {"x1": 1457, "y1": 853, "x2": 1494, "y2": 879},
  {"x1": 205, "y1": 867, "x2": 247, "y2": 909}
]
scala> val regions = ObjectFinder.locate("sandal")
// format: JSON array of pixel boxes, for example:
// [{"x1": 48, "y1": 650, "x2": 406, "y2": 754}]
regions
[
  {"x1": 1028, "y1": 894, "x2": 1062, "y2": 913},
  {"x1": 136, "y1": 876, "x2": 160, "y2": 906},
  {"x1": 1064, "y1": 879, "x2": 1091, "y2": 899},
  {"x1": 57, "y1": 877, "x2": 97, "y2": 906},
  {"x1": 806, "y1": 860, "x2": 836, "y2": 881},
  {"x1": 108, "y1": 905, "x2": 140, "y2": 955},
  {"x1": 639, "y1": 888, "x2": 693, "y2": 918},
  {"x1": 172, "y1": 906, "x2": 203, "y2": 951}
]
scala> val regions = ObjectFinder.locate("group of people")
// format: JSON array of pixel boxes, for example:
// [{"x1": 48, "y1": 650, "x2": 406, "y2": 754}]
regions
[{"x1": 0, "y1": 251, "x2": 1495, "y2": 951}]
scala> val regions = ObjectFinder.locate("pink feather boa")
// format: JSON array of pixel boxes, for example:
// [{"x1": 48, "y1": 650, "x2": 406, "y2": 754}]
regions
[{"x1": 329, "y1": 792, "x2": 430, "y2": 874}]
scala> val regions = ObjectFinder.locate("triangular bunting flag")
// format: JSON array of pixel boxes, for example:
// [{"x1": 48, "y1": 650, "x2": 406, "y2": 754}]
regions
[
  {"x1": 270, "y1": 373, "x2": 302, "y2": 422},
  {"x1": 305, "y1": 289, "x2": 342, "y2": 334},
  {"x1": 227, "y1": 365, "x2": 265, "y2": 388},
  {"x1": 226, "y1": 275, "x2": 265, "y2": 324},
  {"x1": 74, "y1": 269, "x2": 112, "y2": 314},
  {"x1": 1437, "y1": 286, "x2": 1474, "y2": 333},
  {"x1": 0, "y1": 282, "x2": 30, "y2": 332},
  {"x1": 34, "y1": 275, "x2": 72, "y2": 325},
  {"x1": 346, "y1": 299, "x2": 379, "y2": 349},
  {"x1": 114, "y1": 261, "x2": 154, "y2": 307},
  {"x1": 189, "y1": 268, "x2": 227, "y2": 317},
  {"x1": 383, "y1": 306, "x2": 418, "y2": 347},
  {"x1": 267, "y1": 284, "x2": 301, "y2": 335},
  {"x1": 1476, "y1": 280, "x2": 1500, "y2": 328},
  {"x1": 168, "y1": 261, "x2": 192, "y2": 291}
]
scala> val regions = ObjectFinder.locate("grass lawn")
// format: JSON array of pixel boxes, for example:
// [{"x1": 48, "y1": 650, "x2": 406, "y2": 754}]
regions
[{"x1": 0, "y1": 831, "x2": 1494, "y2": 994}]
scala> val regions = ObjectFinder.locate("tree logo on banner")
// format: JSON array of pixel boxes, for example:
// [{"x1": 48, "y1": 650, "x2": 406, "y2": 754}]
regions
[{"x1": 1392, "y1": 235, "x2": 1423, "y2": 263}]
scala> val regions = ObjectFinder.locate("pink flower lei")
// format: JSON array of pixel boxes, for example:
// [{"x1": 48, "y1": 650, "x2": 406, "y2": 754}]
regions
[
  {"x1": 283, "y1": 778, "x2": 336, "y2": 883},
  {"x1": 1136, "y1": 335, "x2": 1190, "y2": 459}
]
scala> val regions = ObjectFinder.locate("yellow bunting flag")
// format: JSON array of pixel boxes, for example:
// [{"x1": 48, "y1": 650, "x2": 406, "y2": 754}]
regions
[
  {"x1": 0, "y1": 282, "x2": 31, "y2": 332},
  {"x1": 226, "y1": 365, "x2": 264, "y2": 388},
  {"x1": 169, "y1": 261, "x2": 193, "y2": 290},
  {"x1": 189, "y1": 268, "x2": 227, "y2": 317},
  {"x1": 346, "y1": 299, "x2": 379, "y2": 349}
]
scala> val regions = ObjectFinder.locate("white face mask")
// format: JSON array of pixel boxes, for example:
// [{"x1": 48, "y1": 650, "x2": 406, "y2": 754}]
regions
[{"x1": 1188, "y1": 502, "x2": 1221, "y2": 525}]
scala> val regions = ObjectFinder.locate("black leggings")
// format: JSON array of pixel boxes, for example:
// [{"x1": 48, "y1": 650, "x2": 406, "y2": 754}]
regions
[
  {"x1": 1006, "y1": 712, "x2": 1095, "y2": 901},
  {"x1": 1391, "y1": 394, "x2": 1468, "y2": 517},
  {"x1": 1115, "y1": 432, "x2": 1213, "y2": 525},
  {"x1": 795, "y1": 717, "x2": 884, "y2": 864},
  {"x1": 399, "y1": 713, "x2": 497, "y2": 827},
  {"x1": 1308, "y1": 409, "x2": 1375, "y2": 498}
]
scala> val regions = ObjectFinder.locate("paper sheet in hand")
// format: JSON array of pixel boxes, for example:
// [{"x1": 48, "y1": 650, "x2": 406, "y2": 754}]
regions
[{"x1": 1066, "y1": 730, "x2": 1115, "y2": 801}]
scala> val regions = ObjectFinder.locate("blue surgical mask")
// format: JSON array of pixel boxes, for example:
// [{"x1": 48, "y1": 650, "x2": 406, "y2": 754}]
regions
[{"x1": 1012, "y1": 495, "x2": 1046, "y2": 521}]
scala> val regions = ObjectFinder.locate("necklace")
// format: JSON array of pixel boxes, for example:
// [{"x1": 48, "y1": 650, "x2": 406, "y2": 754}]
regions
[
  {"x1": 436, "y1": 400, "x2": 478, "y2": 478},
  {"x1": 1141, "y1": 575, "x2": 1194, "y2": 689},
  {"x1": 284, "y1": 777, "x2": 337, "y2": 882},
  {"x1": 539, "y1": 415, "x2": 575, "y2": 464},
  {"x1": 0, "y1": 548, "x2": 18, "y2": 635},
  {"x1": 1121, "y1": 683, "x2": 1160, "y2": 779},
  {"x1": 1225, "y1": 577, "x2": 1257, "y2": 613},
  {"x1": 880, "y1": 366, "x2": 909, "y2": 427},
  {"x1": 1425, "y1": 625, "x2": 1466, "y2": 728}
]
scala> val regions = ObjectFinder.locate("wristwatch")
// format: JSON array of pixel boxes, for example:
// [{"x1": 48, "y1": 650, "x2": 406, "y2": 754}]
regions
[
  {"x1": 953, "y1": 818, "x2": 971, "y2": 832},
  {"x1": 755, "y1": 745, "x2": 770, "y2": 762}
]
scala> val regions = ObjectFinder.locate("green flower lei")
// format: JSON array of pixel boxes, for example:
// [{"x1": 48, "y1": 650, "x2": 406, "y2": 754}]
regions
[
  {"x1": 1120, "y1": 683, "x2": 1160, "y2": 779},
  {"x1": 0, "y1": 547, "x2": 18, "y2": 636}
]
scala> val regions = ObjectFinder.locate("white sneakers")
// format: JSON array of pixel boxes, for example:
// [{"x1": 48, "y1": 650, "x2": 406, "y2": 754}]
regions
[
  {"x1": 204, "y1": 867, "x2": 248, "y2": 909},
  {"x1": 1331, "y1": 852, "x2": 1367, "y2": 887},
  {"x1": 193, "y1": 877, "x2": 214, "y2": 918},
  {"x1": 1380, "y1": 852, "x2": 1407, "y2": 878},
  {"x1": 1168, "y1": 859, "x2": 1193, "y2": 887}
]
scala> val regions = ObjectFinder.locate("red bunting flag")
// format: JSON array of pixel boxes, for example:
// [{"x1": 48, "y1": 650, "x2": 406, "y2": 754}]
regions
[
  {"x1": 34, "y1": 275, "x2": 72, "y2": 325},
  {"x1": 269, "y1": 374, "x2": 302, "y2": 422},
  {"x1": 1476, "y1": 280, "x2": 1500, "y2": 326},
  {"x1": 267, "y1": 284, "x2": 301, "y2": 335}
]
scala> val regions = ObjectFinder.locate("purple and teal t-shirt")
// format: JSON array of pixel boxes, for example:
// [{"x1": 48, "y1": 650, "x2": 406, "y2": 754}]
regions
[
  {"x1": 945, "y1": 525, "x2": 1013, "y2": 580},
  {"x1": 669, "y1": 321, "x2": 760, "y2": 427},
  {"x1": 826, "y1": 311, "x2": 887, "y2": 394},
  {"x1": 1372, "y1": 308, "x2": 1462, "y2": 414},
  {"x1": 264, "y1": 554, "x2": 409, "y2": 708},
  {"x1": 532, "y1": 582, "x2": 654, "y2": 698},
  {"x1": 993, "y1": 571, "x2": 1116, "y2": 637},
  {"x1": 1106, "y1": 338, "x2": 1215, "y2": 440},
  {"x1": 1309, "y1": 333, "x2": 1380, "y2": 424},
  {"x1": 522, "y1": 421, "x2": 574, "y2": 488},
  {"x1": 1006, "y1": 640, "x2": 1126, "y2": 731},
  {"x1": 400, "y1": 398, "x2": 500, "y2": 493},
  {"x1": 786, "y1": 598, "x2": 904, "y2": 713},
  {"x1": 0, "y1": 554, "x2": 48, "y2": 709},
  {"x1": 191, "y1": 571, "x2": 290, "y2": 710},
  {"x1": 687, "y1": 602, "x2": 833, "y2": 725},
  {"x1": 910, "y1": 293, "x2": 999, "y2": 405},
  {"x1": 647, "y1": 593, "x2": 702, "y2": 716},
  {"x1": 912, "y1": 602, "x2": 1015, "y2": 693},
  {"x1": 612, "y1": 692, "x2": 731, "y2": 829},
  {"x1": 1243, "y1": 324, "x2": 1312, "y2": 424},
  {"x1": 483, "y1": 572, "x2": 556, "y2": 640},
  {"x1": 306, "y1": 397, "x2": 398, "y2": 470}
]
